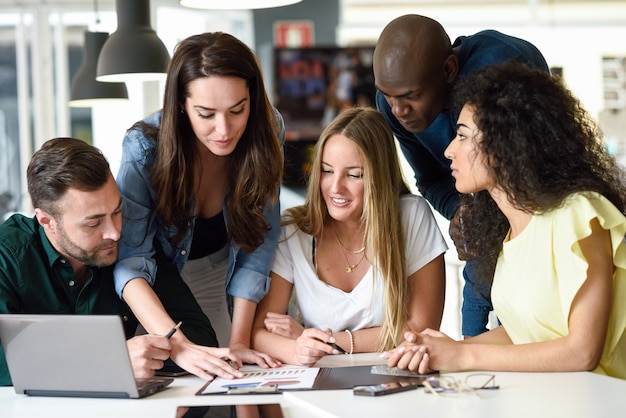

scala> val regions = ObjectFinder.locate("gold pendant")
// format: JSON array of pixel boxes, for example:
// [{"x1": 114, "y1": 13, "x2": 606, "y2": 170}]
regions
[{"x1": 346, "y1": 265, "x2": 354, "y2": 273}]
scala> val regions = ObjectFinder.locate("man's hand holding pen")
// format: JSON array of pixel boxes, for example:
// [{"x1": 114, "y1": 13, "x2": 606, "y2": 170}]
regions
[
  {"x1": 126, "y1": 334, "x2": 173, "y2": 380},
  {"x1": 124, "y1": 321, "x2": 183, "y2": 380}
]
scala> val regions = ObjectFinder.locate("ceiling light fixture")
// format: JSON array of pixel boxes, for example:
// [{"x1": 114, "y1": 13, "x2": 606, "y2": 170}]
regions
[
  {"x1": 96, "y1": 0, "x2": 170, "y2": 82},
  {"x1": 69, "y1": 0, "x2": 128, "y2": 107},
  {"x1": 179, "y1": 0, "x2": 302, "y2": 10},
  {"x1": 69, "y1": 31, "x2": 129, "y2": 107}
]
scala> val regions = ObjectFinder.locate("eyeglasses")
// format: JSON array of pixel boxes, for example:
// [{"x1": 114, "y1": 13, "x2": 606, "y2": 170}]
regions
[{"x1": 423, "y1": 373, "x2": 499, "y2": 398}]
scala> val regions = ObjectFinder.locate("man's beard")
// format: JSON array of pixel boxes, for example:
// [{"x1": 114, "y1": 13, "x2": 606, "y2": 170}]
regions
[{"x1": 56, "y1": 224, "x2": 118, "y2": 268}]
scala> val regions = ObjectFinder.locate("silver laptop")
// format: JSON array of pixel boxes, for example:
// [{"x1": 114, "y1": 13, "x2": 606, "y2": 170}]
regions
[{"x1": 0, "y1": 314, "x2": 173, "y2": 398}]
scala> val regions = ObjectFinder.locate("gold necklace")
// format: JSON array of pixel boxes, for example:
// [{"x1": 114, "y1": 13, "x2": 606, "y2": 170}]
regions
[
  {"x1": 333, "y1": 226, "x2": 365, "y2": 254},
  {"x1": 333, "y1": 227, "x2": 366, "y2": 273},
  {"x1": 339, "y1": 247, "x2": 366, "y2": 273}
]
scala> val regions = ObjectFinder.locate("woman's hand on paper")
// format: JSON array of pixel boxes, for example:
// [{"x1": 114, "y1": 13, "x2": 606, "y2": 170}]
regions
[
  {"x1": 168, "y1": 333, "x2": 244, "y2": 380},
  {"x1": 229, "y1": 341, "x2": 283, "y2": 369}
]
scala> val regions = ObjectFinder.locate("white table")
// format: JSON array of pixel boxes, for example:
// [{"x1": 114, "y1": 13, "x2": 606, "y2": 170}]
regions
[
  {"x1": 284, "y1": 367, "x2": 626, "y2": 418},
  {"x1": 1, "y1": 353, "x2": 625, "y2": 418}
]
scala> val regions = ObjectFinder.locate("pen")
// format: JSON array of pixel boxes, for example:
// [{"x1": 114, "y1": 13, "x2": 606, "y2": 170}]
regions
[
  {"x1": 165, "y1": 321, "x2": 182, "y2": 339},
  {"x1": 327, "y1": 341, "x2": 347, "y2": 354}
]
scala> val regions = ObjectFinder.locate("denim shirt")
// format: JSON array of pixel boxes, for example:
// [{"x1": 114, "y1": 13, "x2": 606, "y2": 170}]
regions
[
  {"x1": 113, "y1": 109, "x2": 285, "y2": 304},
  {"x1": 376, "y1": 29, "x2": 549, "y2": 221}
]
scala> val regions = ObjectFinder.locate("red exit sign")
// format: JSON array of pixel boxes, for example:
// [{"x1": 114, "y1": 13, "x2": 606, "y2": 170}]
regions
[{"x1": 274, "y1": 21, "x2": 314, "y2": 47}]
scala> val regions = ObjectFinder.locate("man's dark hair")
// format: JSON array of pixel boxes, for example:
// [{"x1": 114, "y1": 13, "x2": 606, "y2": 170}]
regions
[{"x1": 27, "y1": 137, "x2": 111, "y2": 215}]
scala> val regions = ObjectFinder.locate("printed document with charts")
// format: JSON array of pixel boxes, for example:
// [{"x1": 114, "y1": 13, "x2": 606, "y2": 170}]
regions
[{"x1": 198, "y1": 365, "x2": 321, "y2": 394}]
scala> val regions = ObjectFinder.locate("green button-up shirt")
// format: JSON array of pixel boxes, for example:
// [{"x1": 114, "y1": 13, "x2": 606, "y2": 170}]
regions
[{"x1": 0, "y1": 214, "x2": 136, "y2": 386}]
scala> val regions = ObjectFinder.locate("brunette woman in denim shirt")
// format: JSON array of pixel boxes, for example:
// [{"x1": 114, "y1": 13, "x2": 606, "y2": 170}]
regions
[{"x1": 114, "y1": 32, "x2": 284, "y2": 380}]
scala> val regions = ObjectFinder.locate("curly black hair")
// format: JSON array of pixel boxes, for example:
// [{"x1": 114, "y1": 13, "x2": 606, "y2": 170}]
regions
[{"x1": 453, "y1": 61, "x2": 626, "y2": 284}]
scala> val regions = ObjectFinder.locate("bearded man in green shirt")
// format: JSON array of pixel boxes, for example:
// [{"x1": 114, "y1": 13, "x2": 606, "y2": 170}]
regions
[{"x1": 0, "y1": 138, "x2": 216, "y2": 386}]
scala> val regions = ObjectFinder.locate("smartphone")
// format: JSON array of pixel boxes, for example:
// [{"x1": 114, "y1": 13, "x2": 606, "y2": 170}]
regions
[{"x1": 353, "y1": 381, "x2": 420, "y2": 397}]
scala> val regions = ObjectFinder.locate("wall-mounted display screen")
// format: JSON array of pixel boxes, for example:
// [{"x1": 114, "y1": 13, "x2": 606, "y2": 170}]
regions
[{"x1": 273, "y1": 46, "x2": 376, "y2": 186}]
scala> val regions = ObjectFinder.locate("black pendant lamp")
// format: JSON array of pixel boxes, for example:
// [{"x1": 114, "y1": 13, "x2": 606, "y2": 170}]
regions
[
  {"x1": 69, "y1": 31, "x2": 129, "y2": 108},
  {"x1": 96, "y1": 0, "x2": 170, "y2": 82},
  {"x1": 179, "y1": 0, "x2": 301, "y2": 9}
]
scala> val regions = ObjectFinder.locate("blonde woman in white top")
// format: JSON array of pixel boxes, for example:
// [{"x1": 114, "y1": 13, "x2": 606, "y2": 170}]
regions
[{"x1": 252, "y1": 107, "x2": 447, "y2": 366}]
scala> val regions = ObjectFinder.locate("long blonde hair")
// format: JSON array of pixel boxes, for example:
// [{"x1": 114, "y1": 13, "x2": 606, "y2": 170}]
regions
[{"x1": 283, "y1": 107, "x2": 411, "y2": 350}]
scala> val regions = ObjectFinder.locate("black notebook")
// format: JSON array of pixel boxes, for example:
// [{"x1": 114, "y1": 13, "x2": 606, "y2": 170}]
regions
[{"x1": 312, "y1": 365, "x2": 430, "y2": 390}]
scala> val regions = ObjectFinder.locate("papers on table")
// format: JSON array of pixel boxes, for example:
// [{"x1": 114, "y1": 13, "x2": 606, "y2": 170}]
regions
[{"x1": 198, "y1": 365, "x2": 321, "y2": 395}]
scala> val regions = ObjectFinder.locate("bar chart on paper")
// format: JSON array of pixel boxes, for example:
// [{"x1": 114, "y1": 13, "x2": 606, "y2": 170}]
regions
[{"x1": 199, "y1": 366, "x2": 321, "y2": 394}]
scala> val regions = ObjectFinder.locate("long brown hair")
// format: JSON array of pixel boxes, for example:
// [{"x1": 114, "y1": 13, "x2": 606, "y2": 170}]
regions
[{"x1": 134, "y1": 32, "x2": 283, "y2": 251}]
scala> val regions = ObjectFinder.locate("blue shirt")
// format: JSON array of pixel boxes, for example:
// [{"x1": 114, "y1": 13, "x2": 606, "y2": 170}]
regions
[
  {"x1": 377, "y1": 30, "x2": 549, "y2": 220},
  {"x1": 114, "y1": 110, "x2": 285, "y2": 304}
]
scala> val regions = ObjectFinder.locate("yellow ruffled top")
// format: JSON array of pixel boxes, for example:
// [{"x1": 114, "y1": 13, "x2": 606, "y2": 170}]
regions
[{"x1": 492, "y1": 191, "x2": 626, "y2": 378}]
